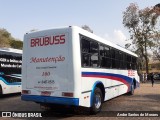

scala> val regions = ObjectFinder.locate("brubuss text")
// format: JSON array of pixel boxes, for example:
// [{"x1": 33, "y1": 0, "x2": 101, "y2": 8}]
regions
[
  {"x1": 30, "y1": 34, "x2": 65, "y2": 47},
  {"x1": 30, "y1": 56, "x2": 65, "y2": 63}
]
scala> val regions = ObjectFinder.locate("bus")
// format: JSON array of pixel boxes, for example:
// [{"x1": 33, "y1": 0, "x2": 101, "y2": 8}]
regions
[
  {"x1": 0, "y1": 48, "x2": 22, "y2": 95},
  {"x1": 21, "y1": 26, "x2": 139, "y2": 114}
]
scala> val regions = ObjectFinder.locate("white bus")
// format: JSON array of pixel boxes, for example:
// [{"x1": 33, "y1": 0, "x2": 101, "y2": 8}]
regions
[
  {"x1": 0, "y1": 48, "x2": 22, "y2": 95},
  {"x1": 22, "y1": 26, "x2": 139, "y2": 114}
]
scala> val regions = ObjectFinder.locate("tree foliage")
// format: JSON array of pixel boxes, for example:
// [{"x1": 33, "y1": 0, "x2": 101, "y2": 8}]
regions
[
  {"x1": 123, "y1": 3, "x2": 160, "y2": 74},
  {"x1": 0, "y1": 28, "x2": 11, "y2": 47},
  {"x1": 152, "y1": 4, "x2": 160, "y2": 61},
  {"x1": 10, "y1": 39, "x2": 23, "y2": 49},
  {"x1": 0, "y1": 28, "x2": 23, "y2": 49}
]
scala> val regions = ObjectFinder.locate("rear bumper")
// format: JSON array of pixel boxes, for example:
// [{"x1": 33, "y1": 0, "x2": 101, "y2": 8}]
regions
[{"x1": 21, "y1": 95, "x2": 79, "y2": 106}]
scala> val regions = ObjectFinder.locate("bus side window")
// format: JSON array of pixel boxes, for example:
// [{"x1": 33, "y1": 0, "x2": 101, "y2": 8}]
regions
[
  {"x1": 123, "y1": 54, "x2": 127, "y2": 69},
  {"x1": 115, "y1": 51, "x2": 120, "y2": 69},
  {"x1": 132, "y1": 57, "x2": 137, "y2": 70},
  {"x1": 100, "y1": 45, "x2": 111, "y2": 68},
  {"x1": 81, "y1": 39, "x2": 90, "y2": 53},
  {"x1": 119, "y1": 52, "x2": 123, "y2": 69},
  {"x1": 104, "y1": 46, "x2": 110, "y2": 57},
  {"x1": 99, "y1": 45, "x2": 104, "y2": 56},
  {"x1": 90, "y1": 41, "x2": 99, "y2": 67},
  {"x1": 127, "y1": 55, "x2": 131, "y2": 69},
  {"x1": 111, "y1": 48, "x2": 116, "y2": 68},
  {"x1": 81, "y1": 38, "x2": 91, "y2": 67},
  {"x1": 82, "y1": 53, "x2": 90, "y2": 67},
  {"x1": 90, "y1": 41, "x2": 98, "y2": 54},
  {"x1": 112, "y1": 59, "x2": 116, "y2": 68},
  {"x1": 111, "y1": 48, "x2": 115, "y2": 59}
]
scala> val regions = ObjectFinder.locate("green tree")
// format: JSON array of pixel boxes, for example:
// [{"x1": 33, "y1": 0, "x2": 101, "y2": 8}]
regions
[
  {"x1": 152, "y1": 33, "x2": 160, "y2": 61},
  {"x1": 10, "y1": 39, "x2": 23, "y2": 49},
  {"x1": 152, "y1": 4, "x2": 160, "y2": 61},
  {"x1": 123, "y1": 3, "x2": 160, "y2": 74},
  {"x1": 0, "y1": 28, "x2": 23, "y2": 49},
  {"x1": 0, "y1": 28, "x2": 11, "y2": 47}
]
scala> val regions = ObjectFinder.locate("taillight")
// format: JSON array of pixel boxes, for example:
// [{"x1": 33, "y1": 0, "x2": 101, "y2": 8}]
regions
[
  {"x1": 22, "y1": 90, "x2": 31, "y2": 94},
  {"x1": 62, "y1": 92, "x2": 73, "y2": 97}
]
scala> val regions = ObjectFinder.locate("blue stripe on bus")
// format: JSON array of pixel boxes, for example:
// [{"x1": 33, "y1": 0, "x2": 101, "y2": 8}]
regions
[
  {"x1": 0, "y1": 77, "x2": 21, "y2": 85},
  {"x1": 82, "y1": 72, "x2": 133, "y2": 82},
  {"x1": 21, "y1": 95, "x2": 79, "y2": 106},
  {"x1": 82, "y1": 72, "x2": 134, "y2": 91}
]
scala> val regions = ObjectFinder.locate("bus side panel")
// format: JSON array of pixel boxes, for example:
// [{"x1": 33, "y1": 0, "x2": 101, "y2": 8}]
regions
[
  {"x1": 80, "y1": 69, "x2": 128, "y2": 107},
  {"x1": 0, "y1": 81, "x2": 8, "y2": 94},
  {"x1": 71, "y1": 28, "x2": 82, "y2": 99},
  {"x1": 22, "y1": 35, "x2": 28, "y2": 93},
  {"x1": 76, "y1": 27, "x2": 140, "y2": 107},
  {"x1": 80, "y1": 69, "x2": 106, "y2": 107},
  {"x1": 80, "y1": 69, "x2": 139, "y2": 107},
  {"x1": 0, "y1": 49, "x2": 22, "y2": 95},
  {"x1": 0, "y1": 82, "x2": 21, "y2": 94}
]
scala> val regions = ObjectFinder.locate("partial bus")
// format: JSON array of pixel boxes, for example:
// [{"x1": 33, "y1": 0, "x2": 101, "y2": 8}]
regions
[
  {"x1": 0, "y1": 48, "x2": 22, "y2": 95},
  {"x1": 21, "y1": 26, "x2": 139, "y2": 114}
]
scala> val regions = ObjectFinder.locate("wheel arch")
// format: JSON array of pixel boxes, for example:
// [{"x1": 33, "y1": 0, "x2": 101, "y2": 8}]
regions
[
  {"x1": 132, "y1": 78, "x2": 136, "y2": 89},
  {"x1": 90, "y1": 81, "x2": 105, "y2": 107},
  {"x1": 0, "y1": 84, "x2": 3, "y2": 95}
]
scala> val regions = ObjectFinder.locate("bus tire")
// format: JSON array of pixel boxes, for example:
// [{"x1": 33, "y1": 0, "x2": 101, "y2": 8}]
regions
[
  {"x1": 129, "y1": 83, "x2": 134, "y2": 95},
  {"x1": 0, "y1": 85, "x2": 2, "y2": 95},
  {"x1": 90, "y1": 87, "x2": 102, "y2": 114}
]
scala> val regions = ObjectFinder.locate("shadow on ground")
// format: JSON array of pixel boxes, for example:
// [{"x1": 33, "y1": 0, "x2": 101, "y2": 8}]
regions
[{"x1": 0, "y1": 93, "x2": 21, "y2": 99}]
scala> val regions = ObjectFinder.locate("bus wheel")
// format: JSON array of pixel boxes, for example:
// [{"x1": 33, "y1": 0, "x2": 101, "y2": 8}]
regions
[
  {"x1": 90, "y1": 87, "x2": 102, "y2": 114},
  {"x1": 0, "y1": 85, "x2": 2, "y2": 95},
  {"x1": 129, "y1": 83, "x2": 134, "y2": 95}
]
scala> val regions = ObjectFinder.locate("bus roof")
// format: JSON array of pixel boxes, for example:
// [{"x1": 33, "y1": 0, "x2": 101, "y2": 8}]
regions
[
  {"x1": 25, "y1": 26, "x2": 138, "y2": 57},
  {"x1": 0, "y1": 47, "x2": 22, "y2": 54},
  {"x1": 71, "y1": 26, "x2": 138, "y2": 57}
]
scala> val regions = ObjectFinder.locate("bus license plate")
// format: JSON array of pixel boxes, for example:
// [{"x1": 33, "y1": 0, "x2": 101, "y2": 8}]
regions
[{"x1": 41, "y1": 91, "x2": 51, "y2": 96}]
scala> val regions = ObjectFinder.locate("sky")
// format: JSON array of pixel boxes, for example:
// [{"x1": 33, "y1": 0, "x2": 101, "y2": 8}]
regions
[{"x1": 0, "y1": 0, "x2": 159, "y2": 47}]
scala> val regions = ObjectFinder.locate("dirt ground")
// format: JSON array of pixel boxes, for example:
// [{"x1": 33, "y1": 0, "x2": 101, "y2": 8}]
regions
[{"x1": 102, "y1": 80, "x2": 160, "y2": 111}]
